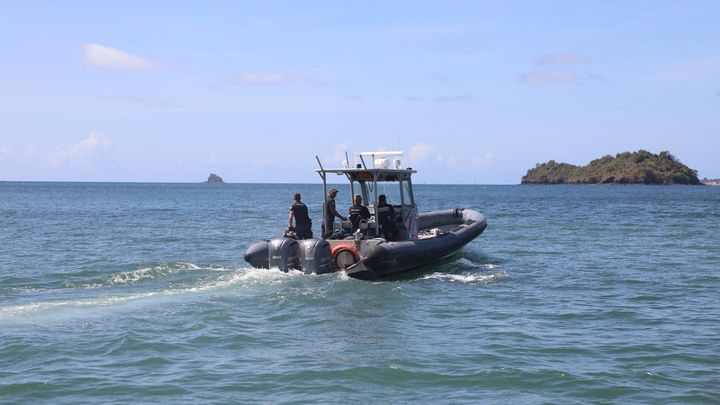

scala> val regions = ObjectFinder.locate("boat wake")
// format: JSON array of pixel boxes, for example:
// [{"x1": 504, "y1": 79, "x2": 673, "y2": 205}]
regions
[
  {"x1": 454, "y1": 257, "x2": 500, "y2": 270},
  {"x1": 419, "y1": 270, "x2": 506, "y2": 283},
  {"x1": 418, "y1": 257, "x2": 506, "y2": 284},
  {"x1": 103, "y1": 262, "x2": 205, "y2": 286},
  {"x1": 1, "y1": 257, "x2": 503, "y2": 322},
  {"x1": 0, "y1": 264, "x2": 309, "y2": 321}
]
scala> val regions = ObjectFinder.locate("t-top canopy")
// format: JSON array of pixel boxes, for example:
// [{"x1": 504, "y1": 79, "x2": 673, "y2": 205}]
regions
[
  {"x1": 358, "y1": 151, "x2": 403, "y2": 157},
  {"x1": 314, "y1": 167, "x2": 415, "y2": 182}
]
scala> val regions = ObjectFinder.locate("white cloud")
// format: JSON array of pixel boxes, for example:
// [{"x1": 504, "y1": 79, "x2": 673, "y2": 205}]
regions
[
  {"x1": 208, "y1": 154, "x2": 225, "y2": 166},
  {"x1": 522, "y1": 53, "x2": 602, "y2": 85},
  {"x1": 332, "y1": 143, "x2": 348, "y2": 166},
  {"x1": 519, "y1": 69, "x2": 601, "y2": 85},
  {"x1": 435, "y1": 153, "x2": 461, "y2": 169},
  {"x1": 472, "y1": 153, "x2": 494, "y2": 168},
  {"x1": 252, "y1": 158, "x2": 271, "y2": 168},
  {"x1": 0, "y1": 146, "x2": 13, "y2": 161},
  {"x1": 231, "y1": 73, "x2": 313, "y2": 85},
  {"x1": 536, "y1": 53, "x2": 593, "y2": 65},
  {"x1": 23, "y1": 145, "x2": 38, "y2": 158},
  {"x1": 446, "y1": 155, "x2": 460, "y2": 169},
  {"x1": 409, "y1": 143, "x2": 433, "y2": 162},
  {"x1": 432, "y1": 94, "x2": 479, "y2": 103},
  {"x1": 53, "y1": 132, "x2": 115, "y2": 166},
  {"x1": 84, "y1": 44, "x2": 157, "y2": 70}
]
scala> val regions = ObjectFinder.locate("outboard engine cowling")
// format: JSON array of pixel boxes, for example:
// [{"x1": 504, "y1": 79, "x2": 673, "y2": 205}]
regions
[
  {"x1": 244, "y1": 241, "x2": 270, "y2": 269},
  {"x1": 268, "y1": 237, "x2": 301, "y2": 272},
  {"x1": 299, "y1": 238, "x2": 332, "y2": 274}
]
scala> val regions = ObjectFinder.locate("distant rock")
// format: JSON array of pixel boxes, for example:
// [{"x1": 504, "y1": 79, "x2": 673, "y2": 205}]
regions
[
  {"x1": 206, "y1": 173, "x2": 224, "y2": 183},
  {"x1": 522, "y1": 150, "x2": 702, "y2": 185},
  {"x1": 702, "y1": 178, "x2": 720, "y2": 186}
]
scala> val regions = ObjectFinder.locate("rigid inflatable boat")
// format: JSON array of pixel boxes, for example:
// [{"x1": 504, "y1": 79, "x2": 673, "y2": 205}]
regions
[{"x1": 244, "y1": 151, "x2": 487, "y2": 280}]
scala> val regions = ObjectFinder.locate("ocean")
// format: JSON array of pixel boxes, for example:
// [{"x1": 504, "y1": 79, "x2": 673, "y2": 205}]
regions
[{"x1": 1, "y1": 182, "x2": 719, "y2": 403}]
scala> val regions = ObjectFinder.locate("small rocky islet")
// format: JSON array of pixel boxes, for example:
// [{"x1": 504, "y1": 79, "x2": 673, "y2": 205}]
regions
[
  {"x1": 206, "y1": 173, "x2": 224, "y2": 183},
  {"x1": 522, "y1": 150, "x2": 702, "y2": 185}
]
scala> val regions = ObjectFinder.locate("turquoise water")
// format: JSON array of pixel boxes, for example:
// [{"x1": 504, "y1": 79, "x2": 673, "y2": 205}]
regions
[{"x1": 1, "y1": 182, "x2": 719, "y2": 403}]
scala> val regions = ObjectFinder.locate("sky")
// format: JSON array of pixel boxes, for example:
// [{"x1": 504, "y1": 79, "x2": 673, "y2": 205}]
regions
[{"x1": 1, "y1": 1, "x2": 718, "y2": 183}]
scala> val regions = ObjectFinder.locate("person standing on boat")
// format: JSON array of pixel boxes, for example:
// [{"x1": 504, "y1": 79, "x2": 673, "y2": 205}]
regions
[
  {"x1": 349, "y1": 194, "x2": 371, "y2": 232},
  {"x1": 322, "y1": 188, "x2": 346, "y2": 238},
  {"x1": 289, "y1": 193, "x2": 313, "y2": 239},
  {"x1": 376, "y1": 194, "x2": 397, "y2": 241}
]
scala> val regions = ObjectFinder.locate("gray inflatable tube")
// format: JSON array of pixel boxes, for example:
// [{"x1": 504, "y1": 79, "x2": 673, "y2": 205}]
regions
[{"x1": 346, "y1": 208, "x2": 487, "y2": 280}]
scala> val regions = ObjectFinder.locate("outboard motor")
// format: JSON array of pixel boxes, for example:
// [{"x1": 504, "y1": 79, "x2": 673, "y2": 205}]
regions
[
  {"x1": 268, "y1": 237, "x2": 301, "y2": 272},
  {"x1": 244, "y1": 241, "x2": 270, "y2": 269},
  {"x1": 299, "y1": 238, "x2": 332, "y2": 274}
]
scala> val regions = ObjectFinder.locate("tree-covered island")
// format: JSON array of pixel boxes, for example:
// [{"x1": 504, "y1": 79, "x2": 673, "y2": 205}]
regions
[{"x1": 521, "y1": 150, "x2": 701, "y2": 185}]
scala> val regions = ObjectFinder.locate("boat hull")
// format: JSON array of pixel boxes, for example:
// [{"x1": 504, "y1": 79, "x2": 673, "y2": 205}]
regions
[{"x1": 345, "y1": 209, "x2": 487, "y2": 280}]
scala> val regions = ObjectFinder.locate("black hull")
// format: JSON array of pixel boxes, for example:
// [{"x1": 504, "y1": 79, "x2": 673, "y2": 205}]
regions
[{"x1": 346, "y1": 209, "x2": 487, "y2": 280}]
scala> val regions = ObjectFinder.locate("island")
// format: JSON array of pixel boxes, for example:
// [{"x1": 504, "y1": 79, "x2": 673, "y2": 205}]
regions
[
  {"x1": 206, "y1": 173, "x2": 224, "y2": 183},
  {"x1": 702, "y1": 178, "x2": 720, "y2": 186},
  {"x1": 521, "y1": 150, "x2": 701, "y2": 185}
]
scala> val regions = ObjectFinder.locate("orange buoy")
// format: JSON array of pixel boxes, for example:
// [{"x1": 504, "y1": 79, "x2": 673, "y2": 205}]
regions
[{"x1": 331, "y1": 244, "x2": 360, "y2": 270}]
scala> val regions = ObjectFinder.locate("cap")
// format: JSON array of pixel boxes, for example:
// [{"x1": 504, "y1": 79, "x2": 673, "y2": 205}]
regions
[
  {"x1": 329, "y1": 188, "x2": 338, "y2": 193},
  {"x1": 378, "y1": 194, "x2": 387, "y2": 201}
]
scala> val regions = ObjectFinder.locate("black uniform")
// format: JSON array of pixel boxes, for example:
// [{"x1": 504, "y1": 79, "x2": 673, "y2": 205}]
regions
[
  {"x1": 323, "y1": 197, "x2": 344, "y2": 237},
  {"x1": 377, "y1": 202, "x2": 397, "y2": 240},
  {"x1": 290, "y1": 201, "x2": 312, "y2": 239},
  {"x1": 349, "y1": 203, "x2": 371, "y2": 232}
]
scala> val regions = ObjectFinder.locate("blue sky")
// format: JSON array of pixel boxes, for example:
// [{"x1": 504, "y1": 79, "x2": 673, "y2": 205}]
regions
[{"x1": 1, "y1": 1, "x2": 718, "y2": 183}]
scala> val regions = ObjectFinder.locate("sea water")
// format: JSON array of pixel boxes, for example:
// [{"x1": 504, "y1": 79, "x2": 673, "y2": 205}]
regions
[{"x1": 1, "y1": 182, "x2": 719, "y2": 403}]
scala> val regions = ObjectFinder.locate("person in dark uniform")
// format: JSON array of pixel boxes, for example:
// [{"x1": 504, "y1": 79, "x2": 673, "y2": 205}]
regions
[
  {"x1": 349, "y1": 194, "x2": 371, "y2": 232},
  {"x1": 322, "y1": 188, "x2": 346, "y2": 238},
  {"x1": 288, "y1": 193, "x2": 313, "y2": 239},
  {"x1": 376, "y1": 194, "x2": 397, "y2": 241}
]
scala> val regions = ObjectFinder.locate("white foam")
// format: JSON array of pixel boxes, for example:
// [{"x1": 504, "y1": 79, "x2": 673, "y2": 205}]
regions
[
  {"x1": 0, "y1": 290, "x2": 169, "y2": 318},
  {"x1": 103, "y1": 262, "x2": 206, "y2": 286},
  {"x1": 455, "y1": 258, "x2": 499, "y2": 269},
  {"x1": 185, "y1": 266, "x2": 304, "y2": 292},
  {"x1": 420, "y1": 270, "x2": 507, "y2": 283}
]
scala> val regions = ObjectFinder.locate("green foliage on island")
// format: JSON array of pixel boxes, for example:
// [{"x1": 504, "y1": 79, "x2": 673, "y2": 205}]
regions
[{"x1": 522, "y1": 150, "x2": 701, "y2": 185}]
